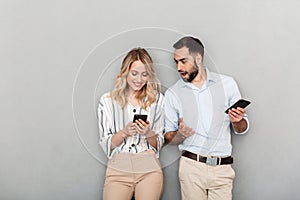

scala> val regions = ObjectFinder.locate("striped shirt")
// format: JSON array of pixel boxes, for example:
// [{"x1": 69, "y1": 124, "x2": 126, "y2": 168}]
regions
[{"x1": 98, "y1": 92, "x2": 165, "y2": 159}]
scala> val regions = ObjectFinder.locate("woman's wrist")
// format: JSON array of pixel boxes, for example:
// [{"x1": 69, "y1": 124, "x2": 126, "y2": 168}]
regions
[
  {"x1": 145, "y1": 130, "x2": 155, "y2": 138},
  {"x1": 145, "y1": 131, "x2": 158, "y2": 150},
  {"x1": 119, "y1": 129, "x2": 128, "y2": 139}
]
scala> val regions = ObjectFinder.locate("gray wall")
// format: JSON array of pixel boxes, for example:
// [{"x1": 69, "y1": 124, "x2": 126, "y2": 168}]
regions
[{"x1": 1, "y1": 0, "x2": 300, "y2": 199}]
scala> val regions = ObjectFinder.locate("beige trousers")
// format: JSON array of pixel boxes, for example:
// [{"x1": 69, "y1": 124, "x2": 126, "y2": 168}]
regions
[
  {"x1": 103, "y1": 150, "x2": 163, "y2": 200},
  {"x1": 179, "y1": 156, "x2": 235, "y2": 200}
]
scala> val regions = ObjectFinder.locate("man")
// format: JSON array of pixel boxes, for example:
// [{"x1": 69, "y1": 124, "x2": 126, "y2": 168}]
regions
[{"x1": 164, "y1": 36, "x2": 249, "y2": 200}]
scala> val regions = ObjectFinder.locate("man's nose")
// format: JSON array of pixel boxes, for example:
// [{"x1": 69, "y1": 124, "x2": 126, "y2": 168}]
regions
[{"x1": 177, "y1": 62, "x2": 183, "y2": 71}]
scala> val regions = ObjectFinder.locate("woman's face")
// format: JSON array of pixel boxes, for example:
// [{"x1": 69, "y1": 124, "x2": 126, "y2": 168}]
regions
[{"x1": 126, "y1": 60, "x2": 149, "y2": 93}]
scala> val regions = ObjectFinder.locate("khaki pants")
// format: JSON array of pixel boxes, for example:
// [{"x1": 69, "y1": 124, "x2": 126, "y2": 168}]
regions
[
  {"x1": 103, "y1": 150, "x2": 163, "y2": 200},
  {"x1": 179, "y1": 156, "x2": 235, "y2": 200}
]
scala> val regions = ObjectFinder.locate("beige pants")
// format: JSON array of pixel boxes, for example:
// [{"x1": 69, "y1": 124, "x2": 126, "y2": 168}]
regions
[
  {"x1": 103, "y1": 150, "x2": 163, "y2": 200},
  {"x1": 179, "y1": 156, "x2": 235, "y2": 200}
]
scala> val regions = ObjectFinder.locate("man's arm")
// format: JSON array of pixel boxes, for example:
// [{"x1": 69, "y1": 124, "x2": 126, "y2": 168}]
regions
[
  {"x1": 164, "y1": 131, "x2": 185, "y2": 145},
  {"x1": 229, "y1": 107, "x2": 248, "y2": 133},
  {"x1": 231, "y1": 118, "x2": 248, "y2": 133},
  {"x1": 164, "y1": 118, "x2": 195, "y2": 144}
]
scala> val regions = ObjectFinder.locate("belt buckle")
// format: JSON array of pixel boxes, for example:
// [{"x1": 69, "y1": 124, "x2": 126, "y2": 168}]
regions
[{"x1": 206, "y1": 157, "x2": 218, "y2": 166}]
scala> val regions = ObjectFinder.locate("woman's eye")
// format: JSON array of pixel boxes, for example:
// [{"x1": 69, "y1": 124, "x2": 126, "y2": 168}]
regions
[
  {"x1": 131, "y1": 72, "x2": 137, "y2": 76},
  {"x1": 142, "y1": 73, "x2": 148, "y2": 77}
]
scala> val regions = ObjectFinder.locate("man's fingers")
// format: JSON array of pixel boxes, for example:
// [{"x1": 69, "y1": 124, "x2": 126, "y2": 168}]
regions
[
  {"x1": 179, "y1": 127, "x2": 195, "y2": 138},
  {"x1": 229, "y1": 109, "x2": 243, "y2": 123}
]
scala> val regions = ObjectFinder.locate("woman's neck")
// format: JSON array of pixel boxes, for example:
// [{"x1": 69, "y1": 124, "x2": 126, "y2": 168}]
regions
[{"x1": 126, "y1": 90, "x2": 139, "y2": 107}]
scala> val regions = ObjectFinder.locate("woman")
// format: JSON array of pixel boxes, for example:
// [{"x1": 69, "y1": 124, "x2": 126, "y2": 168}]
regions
[{"x1": 98, "y1": 47, "x2": 164, "y2": 200}]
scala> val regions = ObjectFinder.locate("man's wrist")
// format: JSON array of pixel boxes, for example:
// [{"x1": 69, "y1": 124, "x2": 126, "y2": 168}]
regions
[
  {"x1": 177, "y1": 131, "x2": 186, "y2": 139},
  {"x1": 232, "y1": 118, "x2": 247, "y2": 133}
]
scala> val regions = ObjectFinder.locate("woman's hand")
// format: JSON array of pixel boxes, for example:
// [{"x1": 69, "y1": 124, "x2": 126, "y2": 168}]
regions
[
  {"x1": 134, "y1": 119, "x2": 151, "y2": 136},
  {"x1": 134, "y1": 119, "x2": 158, "y2": 149},
  {"x1": 122, "y1": 122, "x2": 138, "y2": 137}
]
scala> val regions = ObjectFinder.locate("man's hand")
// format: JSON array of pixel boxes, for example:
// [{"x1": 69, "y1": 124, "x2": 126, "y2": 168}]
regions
[
  {"x1": 177, "y1": 117, "x2": 195, "y2": 138},
  {"x1": 228, "y1": 107, "x2": 245, "y2": 122},
  {"x1": 164, "y1": 118, "x2": 195, "y2": 144},
  {"x1": 229, "y1": 107, "x2": 248, "y2": 133}
]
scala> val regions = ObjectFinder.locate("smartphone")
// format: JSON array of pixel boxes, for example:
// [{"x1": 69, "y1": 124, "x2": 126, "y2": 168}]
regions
[
  {"x1": 225, "y1": 99, "x2": 251, "y2": 114},
  {"x1": 133, "y1": 114, "x2": 148, "y2": 123}
]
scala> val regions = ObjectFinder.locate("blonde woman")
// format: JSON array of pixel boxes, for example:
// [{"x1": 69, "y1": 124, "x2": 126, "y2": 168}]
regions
[{"x1": 98, "y1": 48, "x2": 164, "y2": 200}]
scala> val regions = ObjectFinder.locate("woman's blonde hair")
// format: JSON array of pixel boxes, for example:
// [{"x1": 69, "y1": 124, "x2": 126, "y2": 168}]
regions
[{"x1": 111, "y1": 47, "x2": 160, "y2": 109}]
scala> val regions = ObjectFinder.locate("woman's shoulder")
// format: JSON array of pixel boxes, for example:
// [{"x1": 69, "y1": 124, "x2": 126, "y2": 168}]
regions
[
  {"x1": 157, "y1": 92, "x2": 165, "y2": 99},
  {"x1": 154, "y1": 92, "x2": 165, "y2": 104},
  {"x1": 99, "y1": 91, "x2": 112, "y2": 102}
]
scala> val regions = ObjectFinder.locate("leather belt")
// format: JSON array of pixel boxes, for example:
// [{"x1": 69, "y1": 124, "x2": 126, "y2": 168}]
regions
[{"x1": 182, "y1": 151, "x2": 233, "y2": 166}]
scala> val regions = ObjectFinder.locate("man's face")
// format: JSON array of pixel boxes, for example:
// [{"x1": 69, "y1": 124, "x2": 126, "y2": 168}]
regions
[{"x1": 174, "y1": 46, "x2": 200, "y2": 82}]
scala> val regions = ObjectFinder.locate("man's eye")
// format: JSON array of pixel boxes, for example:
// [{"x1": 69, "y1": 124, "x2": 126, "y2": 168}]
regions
[{"x1": 181, "y1": 60, "x2": 186, "y2": 64}]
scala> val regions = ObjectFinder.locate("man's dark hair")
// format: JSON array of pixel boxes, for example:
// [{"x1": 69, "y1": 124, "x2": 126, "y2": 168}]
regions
[{"x1": 173, "y1": 36, "x2": 204, "y2": 58}]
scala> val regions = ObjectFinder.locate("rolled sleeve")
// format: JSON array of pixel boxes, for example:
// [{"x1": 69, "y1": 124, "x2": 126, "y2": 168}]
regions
[
  {"x1": 234, "y1": 115, "x2": 250, "y2": 135},
  {"x1": 164, "y1": 89, "x2": 180, "y2": 134},
  {"x1": 97, "y1": 94, "x2": 118, "y2": 158}
]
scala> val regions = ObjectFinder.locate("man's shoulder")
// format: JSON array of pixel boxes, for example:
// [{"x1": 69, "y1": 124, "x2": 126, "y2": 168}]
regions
[
  {"x1": 165, "y1": 80, "x2": 183, "y2": 94},
  {"x1": 210, "y1": 71, "x2": 234, "y2": 81},
  {"x1": 208, "y1": 71, "x2": 237, "y2": 87}
]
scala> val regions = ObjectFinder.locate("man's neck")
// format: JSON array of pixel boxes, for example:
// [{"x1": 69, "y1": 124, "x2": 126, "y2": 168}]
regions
[{"x1": 191, "y1": 67, "x2": 206, "y2": 88}]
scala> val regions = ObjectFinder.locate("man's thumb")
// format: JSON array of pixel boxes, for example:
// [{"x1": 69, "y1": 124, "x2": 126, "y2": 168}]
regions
[{"x1": 179, "y1": 117, "x2": 183, "y2": 125}]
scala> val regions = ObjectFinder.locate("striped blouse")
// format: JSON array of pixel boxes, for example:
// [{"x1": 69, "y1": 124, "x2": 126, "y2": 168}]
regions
[{"x1": 98, "y1": 92, "x2": 165, "y2": 159}]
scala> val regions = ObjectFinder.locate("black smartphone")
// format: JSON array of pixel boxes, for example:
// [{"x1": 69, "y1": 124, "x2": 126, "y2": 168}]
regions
[
  {"x1": 225, "y1": 99, "x2": 251, "y2": 114},
  {"x1": 133, "y1": 114, "x2": 148, "y2": 123}
]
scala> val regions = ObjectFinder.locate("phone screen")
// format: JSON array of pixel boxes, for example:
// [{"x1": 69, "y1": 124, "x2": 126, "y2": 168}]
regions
[{"x1": 133, "y1": 114, "x2": 148, "y2": 122}]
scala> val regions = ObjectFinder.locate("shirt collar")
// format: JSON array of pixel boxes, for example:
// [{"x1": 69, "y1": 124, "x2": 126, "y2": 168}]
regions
[{"x1": 178, "y1": 67, "x2": 218, "y2": 89}]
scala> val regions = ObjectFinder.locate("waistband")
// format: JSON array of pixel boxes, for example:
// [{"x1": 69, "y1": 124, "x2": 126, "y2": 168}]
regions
[{"x1": 182, "y1": 151, "x2": 233, "y2": 166}]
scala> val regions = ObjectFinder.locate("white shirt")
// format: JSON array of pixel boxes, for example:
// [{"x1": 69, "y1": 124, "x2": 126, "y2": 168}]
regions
[{"x1": 164, "y1": 69, "x2": 249, "y2": 156}]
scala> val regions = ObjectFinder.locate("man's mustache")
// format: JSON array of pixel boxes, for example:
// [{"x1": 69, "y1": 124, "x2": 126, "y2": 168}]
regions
[{"x1": 178, "y1": 70, "x2": 188, "y2": 75}]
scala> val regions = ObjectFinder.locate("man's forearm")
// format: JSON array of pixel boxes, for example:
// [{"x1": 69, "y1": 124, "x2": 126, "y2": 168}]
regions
[{"x1": 164, "y1": 131, "x2": 185, "y2": 144}]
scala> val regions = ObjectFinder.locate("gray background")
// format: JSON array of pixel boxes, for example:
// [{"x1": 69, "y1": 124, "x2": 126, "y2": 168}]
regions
[{"x1": 1, "y1": 0, "x2": 300, "y2": 199}]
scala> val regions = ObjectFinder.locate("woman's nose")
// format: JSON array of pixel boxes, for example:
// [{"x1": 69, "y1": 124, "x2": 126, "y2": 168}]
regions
[{"x1": 136, "y1": 74, "x2": 142, "y2": 82}]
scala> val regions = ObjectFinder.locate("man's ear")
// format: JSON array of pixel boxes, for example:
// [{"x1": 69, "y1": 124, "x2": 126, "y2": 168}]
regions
[{"x1": 195, "y1": 54, "x2": 202, "y2": 66}]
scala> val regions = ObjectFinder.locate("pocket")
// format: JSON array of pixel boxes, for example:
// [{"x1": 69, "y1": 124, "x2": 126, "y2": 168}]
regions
[
  {"x1": 178, "y1": 157, "x2": 188, "y2": 182},
  {"x1": 218, "y1": 165, "x2": 235, "y2": 180},
  {"x1": 230, "y1": 166, "x2": 236, "y2": 179},
  {"x1": 103, "y1": 167, "x2": 112, "y2": 187}
]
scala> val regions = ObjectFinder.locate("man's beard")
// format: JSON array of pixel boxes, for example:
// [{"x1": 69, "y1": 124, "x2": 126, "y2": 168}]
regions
[{"x1": 181, "y1": 61, "x2": 199, "y2": 82}]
